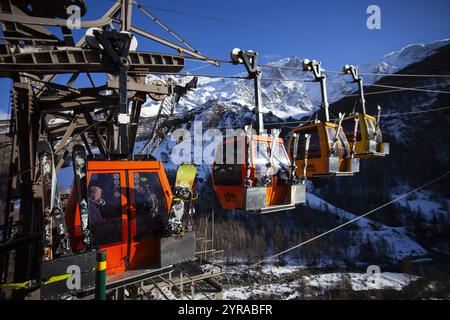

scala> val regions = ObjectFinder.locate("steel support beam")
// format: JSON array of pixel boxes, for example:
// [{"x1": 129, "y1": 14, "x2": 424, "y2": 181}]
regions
[
  {"x1": 107, "y1": 78, "x2": 171, "y2": 95},
  {"x1": 12, "y1": 81, "x2": 41, "y2": 283},
  {"x1": 0, "y1": 6, "x2": 114, "y2": 28},
  {"x1": 83, "y1": 111, "x2": 107, "y2": 156},
  {"x1": 0, "y1": 48, "x2": 185, "y2": 75},
  {"x1": 128, "y1": 97, "x2": 144, "y2": 154},
  {"x1": 121, "y1": 0, "x2": 133, "y2": 32}
]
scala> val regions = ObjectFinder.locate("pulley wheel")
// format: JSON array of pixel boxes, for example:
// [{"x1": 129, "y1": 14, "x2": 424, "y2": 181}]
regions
[{"x1": 148, "y1": 80, "x2": 168, "y2": 101}]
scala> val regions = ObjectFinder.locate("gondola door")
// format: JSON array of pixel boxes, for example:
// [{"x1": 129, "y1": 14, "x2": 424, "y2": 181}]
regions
[
  {"x1": 127, "y1": 165, "x2": 171, "y2": 269},
  {"x1": 251, "y1": 138, "x2": 272, "y2": 205},
  {"x1": 86, "y1": 169, "x2": 129, "y2": 275},
  {"x1": 212, "y1": 137, "x2": 246, "y2": 210},
  {"x1": 266, "y1": 140, "x2": 291, "y2": 206}
]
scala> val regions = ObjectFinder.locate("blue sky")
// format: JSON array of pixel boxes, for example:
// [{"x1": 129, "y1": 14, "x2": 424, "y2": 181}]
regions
[{"x1": 1, "y1": 0, "x2": 449, "y2": 115}]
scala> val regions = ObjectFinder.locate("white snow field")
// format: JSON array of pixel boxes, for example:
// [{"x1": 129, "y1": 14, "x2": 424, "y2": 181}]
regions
[{"x1": 223, "y1": 265, "x2": 420, "y2": 300}]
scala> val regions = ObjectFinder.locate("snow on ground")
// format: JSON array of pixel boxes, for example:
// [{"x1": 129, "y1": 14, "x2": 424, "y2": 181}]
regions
[
  {"x1": 224, "y1": 267, "x2": 419, "y2": 300},
  {"x1": 260, "y1": 265, "x2": 301, "y2": 277},
  {"x1": 225, "y1": 282, "x2": 298, "y2": 300},
  {"x1": 225, "y1": 265, "x2": 303, "y2": 277},
  {"x1": 303, "y1": 272, "x2": 419, "y2": 292},
  {"x1": 391, "y1": 187, "x2": 450, "y2": 221},
  {"x1": 140, "y1": 104, "x2": 160, "y2": 117}
]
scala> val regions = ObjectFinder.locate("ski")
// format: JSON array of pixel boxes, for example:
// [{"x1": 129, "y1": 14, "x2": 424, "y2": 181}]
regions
[
  {"x1": 331, "y1": 112, "x2": 345, "y2": 156},
  {"x1": 72, "y1": 144, "x2": 91, "y2": 249},
  {"x1": 52, "y1": 206, "x2": 72, "y2": 257},
  {"x1": 351, "y1": 117, "x2": 360, "y2": 157},
  {"x1": 37, "y1": 141, "x2": 55, "y2": 261},
  {"x1": 302, "y1": 133, "x2": 311, "y2": 180},
  {"x1": 38, "y1": 141, "x2": 73, "y2": 259},
  {"x1": 375, "y1": 105, "x2": 382, "y2": 143},
  {"x1": 290, "y1": 133, "x2": 300, "y2": 183}
]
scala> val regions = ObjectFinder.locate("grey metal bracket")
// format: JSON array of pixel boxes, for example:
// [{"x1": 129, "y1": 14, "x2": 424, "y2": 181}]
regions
[
  {"x1": 343, "y1": 64, "x2": 366, "y2": 114},
  {"x1": 231, "y1": 49, "x2": 264, "y2": 134},
  {"x1": 303, "y1": 59, "x2": 330, "y2": 122}
]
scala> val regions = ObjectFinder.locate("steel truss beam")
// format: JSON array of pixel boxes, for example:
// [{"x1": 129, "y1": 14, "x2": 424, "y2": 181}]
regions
[{"x1": 0, "y1": 47, "x2": 185, "y2": 75}]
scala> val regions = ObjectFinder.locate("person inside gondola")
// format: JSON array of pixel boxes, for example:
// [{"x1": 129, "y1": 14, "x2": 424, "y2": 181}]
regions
[
  {"x1": 88, "y1": 175, "x2": 123, "y2": 246},
  {"x1": 134, "y1": 175, "x2": 164, "y2": 238},
  {"x1": 88, "y1": 186, "x2": 105, "y2": 225}
]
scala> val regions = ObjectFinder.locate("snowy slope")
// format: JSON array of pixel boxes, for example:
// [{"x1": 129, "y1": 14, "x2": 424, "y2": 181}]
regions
[
  {"x1": 224, "y1": 273, "x2": 419, "y2": 300},
  {"x1": 222, "y1": 265, "x2": 420, "y2": 300},
  {"x1": 359, "y1": 39, "x2": 450, "y2": 83},
  {"x1": 305, "y1": 193, "x2": 427, "y2": 262},
  {"x1": 391, "y1": 187, "x2": 450, "y2": 222}
]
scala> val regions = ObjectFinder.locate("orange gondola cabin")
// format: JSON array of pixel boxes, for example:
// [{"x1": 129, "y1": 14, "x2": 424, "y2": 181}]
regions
[
  {"x1": 212, "y1": 133, "x2": 306, "y2": 213},
  {"x1": 288, "y1": 121, "x2": 360, "y2": 177},
  {"x1": 65, "y1": 157, "x2": 194, "y2": 275}
]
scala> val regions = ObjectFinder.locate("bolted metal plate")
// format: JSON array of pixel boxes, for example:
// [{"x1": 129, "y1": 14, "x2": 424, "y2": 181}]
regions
[
  {"x1": 328, "y1": 156, "x2": 340, "y2": 173},
  {"x1": 40, "y1": 251, "x2": 96, "y2": 300},
  {"x1": 368, "y1": 139, "x2": 378, "y2": 153},
  {"x1": 244, "y1": 186, "x2": 267, "y2": 211},
  {"x1": 110, "y1": 75, "x2": 137, "y2": 99},
  {"x1": 289, "y1": 183, "x2": 306, "y2": 205},
  {"x1": 160, "y1": 231, "x2": 196, "y2": 268},
  {"x1": 351, "y1": 158, "x2": 360, "y2": 173}
]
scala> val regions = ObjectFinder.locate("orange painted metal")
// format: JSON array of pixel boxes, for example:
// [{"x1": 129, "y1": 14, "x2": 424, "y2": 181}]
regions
[
  {"x1": 65, "y1": 160, "x2": 173, "y2": 275},
  {"x1": 288, "y1": 122, "x2": 354, "y2": 177},
  {"x1": 212, "y1": 135, "x2": 291, "y2": 211}
]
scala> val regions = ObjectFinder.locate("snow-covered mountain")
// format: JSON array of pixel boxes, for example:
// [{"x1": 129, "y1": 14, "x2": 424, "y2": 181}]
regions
[
  {"x1": 359, "y1": 39, "x2": 450, "y2": 82},
  {"x1": 140, "y1": 38, "x2": 450, "y2": 120}
]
